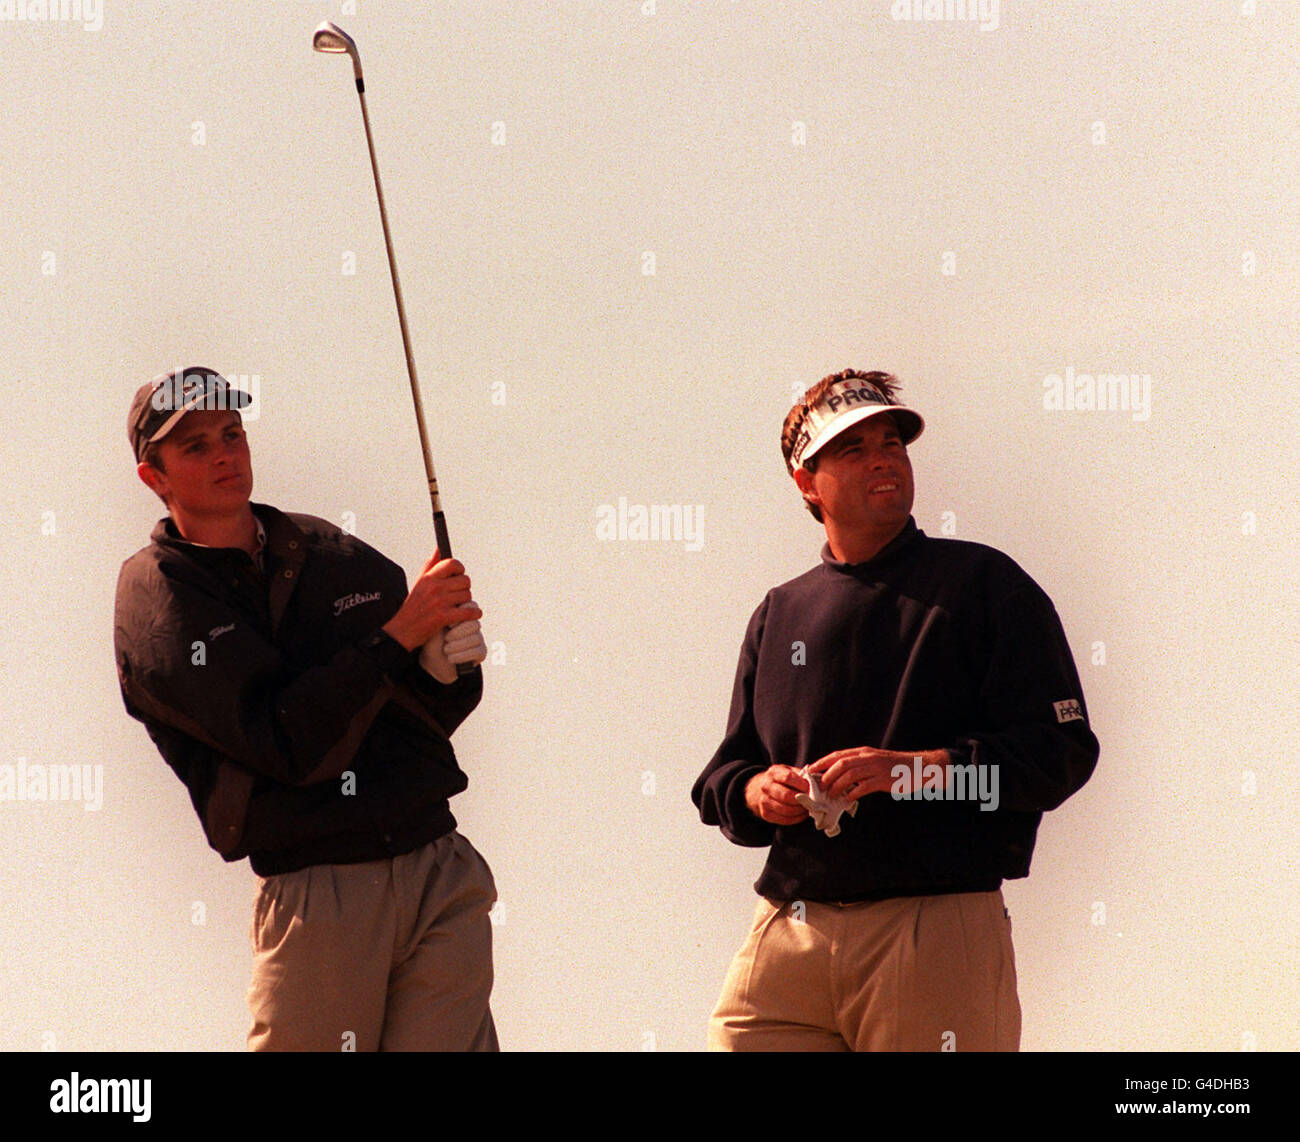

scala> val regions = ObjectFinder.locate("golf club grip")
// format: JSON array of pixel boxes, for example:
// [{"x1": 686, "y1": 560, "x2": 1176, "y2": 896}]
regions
[
  {"x1": 432, "y1": 509, "x2": 452, "y2": 561},
  {"x1": 431, "y1": 510, "x2": 475, "y2": 679}
]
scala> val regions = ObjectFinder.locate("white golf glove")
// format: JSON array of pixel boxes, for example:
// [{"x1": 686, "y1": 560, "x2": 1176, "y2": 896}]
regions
[
  {"x1": 418, "y1": 606, "x2": 487, "y2": 683},
  {"x1": 794, "y1": 766, "x2": 858, "y2": 838}
]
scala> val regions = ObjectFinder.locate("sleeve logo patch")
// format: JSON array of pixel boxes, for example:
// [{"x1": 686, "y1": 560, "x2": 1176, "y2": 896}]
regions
[{"x1": 1054, "y1": 698, "x2": 1084, "y2": 724}]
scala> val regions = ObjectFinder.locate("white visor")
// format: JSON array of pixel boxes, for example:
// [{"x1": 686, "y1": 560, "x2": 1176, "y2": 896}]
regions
[{"x1": 790, "y1": 380, "x2": 924, "y2": 470}]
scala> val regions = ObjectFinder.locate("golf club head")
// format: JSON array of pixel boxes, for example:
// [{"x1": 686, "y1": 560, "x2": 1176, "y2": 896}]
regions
[{"x1": 313, "y1": 20, "x2": 362, "y2": 82}]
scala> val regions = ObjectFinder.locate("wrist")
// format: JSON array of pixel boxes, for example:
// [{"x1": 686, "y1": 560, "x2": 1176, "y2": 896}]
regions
[{"x1": 381, "y1": 616, "x2": 419, "y2": 652}]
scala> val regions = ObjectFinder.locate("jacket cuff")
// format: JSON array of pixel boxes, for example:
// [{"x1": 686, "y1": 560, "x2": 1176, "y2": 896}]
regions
[{"x1": 357, "y1": 628, "x2": 415, "y2": 679}]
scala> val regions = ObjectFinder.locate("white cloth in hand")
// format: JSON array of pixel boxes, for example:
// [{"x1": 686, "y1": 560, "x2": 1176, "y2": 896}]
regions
[{"x1": 794, "y1": 767, "x2": 858, "y2": 838}]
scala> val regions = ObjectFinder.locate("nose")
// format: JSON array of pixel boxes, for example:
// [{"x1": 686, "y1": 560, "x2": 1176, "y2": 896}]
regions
[{"x1": 215, "y1": 437, "x2": 241, "y2": 465}]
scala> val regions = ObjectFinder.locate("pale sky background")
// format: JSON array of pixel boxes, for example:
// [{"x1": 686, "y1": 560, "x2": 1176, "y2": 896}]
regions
[{"x1": 2, "y1": 0, "x2": 1296, "y2": 1051}]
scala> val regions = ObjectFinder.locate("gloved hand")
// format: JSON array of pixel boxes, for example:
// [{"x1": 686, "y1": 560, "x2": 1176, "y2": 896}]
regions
[{"x1": 418, "y1": 605, "x2": 487, "y2": 683}]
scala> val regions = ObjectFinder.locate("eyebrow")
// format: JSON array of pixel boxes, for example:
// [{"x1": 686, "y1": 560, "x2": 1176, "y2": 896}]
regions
[
  {"x1": 832, "y1": 423, "x2": 899, "y2": 450},
  {"x1": 171, "y1": 416, "x2": 242, "y2": 447}
]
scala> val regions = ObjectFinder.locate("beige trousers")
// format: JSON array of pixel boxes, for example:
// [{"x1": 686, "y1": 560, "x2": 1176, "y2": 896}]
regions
[
  {"x1": 247, "y1": 831, "x2": 497, "y2": 1051},
  {"x1": 708, "y1": 890, "x2": 1021, "y2": 1052}
]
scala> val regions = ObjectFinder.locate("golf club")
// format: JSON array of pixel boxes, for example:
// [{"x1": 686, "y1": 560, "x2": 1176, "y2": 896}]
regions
[{"x1": 313, "y1": 20, "x2": 473, "y2": 676}]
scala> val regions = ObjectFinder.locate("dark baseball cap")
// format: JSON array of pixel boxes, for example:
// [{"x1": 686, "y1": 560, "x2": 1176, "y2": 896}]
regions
[{"x1": 128, "y1": 367, "x2": 252, "y2": 462}]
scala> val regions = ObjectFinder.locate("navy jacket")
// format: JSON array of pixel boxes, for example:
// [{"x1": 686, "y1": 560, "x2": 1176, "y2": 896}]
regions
[{"x1": 114, "y1": 503, "x2": 481, "y2": 875}]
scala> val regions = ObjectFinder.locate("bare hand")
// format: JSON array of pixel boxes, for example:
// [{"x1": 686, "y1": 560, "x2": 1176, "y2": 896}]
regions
[
  {"x1": 383, "y1": 551, "x2": 482, "y2": 651},
  {"x1": 807, "y1": 747, "x2": 948, "y2": 802},
  {"x1": 744, "y1": 765, "x2": 811, "y2": 826}
]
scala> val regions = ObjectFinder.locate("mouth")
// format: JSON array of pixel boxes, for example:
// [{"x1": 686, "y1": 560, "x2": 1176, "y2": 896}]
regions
[
  {"x1": 868, "y1": 481, "x2": 900, "y2": 495},
  {"x1": 214, "y1": 473, "x2": 246, "y2": 487}
]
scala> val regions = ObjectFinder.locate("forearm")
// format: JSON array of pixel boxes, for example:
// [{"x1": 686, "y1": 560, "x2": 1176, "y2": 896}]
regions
[
  {"x1": 394, "y1": 660, "x2": 483, "y2": 738},
  {"x1": 943, "y1": 725, "x2": 1097, "y2": 813}
]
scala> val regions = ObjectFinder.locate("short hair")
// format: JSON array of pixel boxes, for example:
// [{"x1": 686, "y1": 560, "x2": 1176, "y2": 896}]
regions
[
  {"x1": 141, "y1": 442, "x2": 166, "y2": 473},
  {"x1": 781, "y1": 369, "x2": 903, "y2": 522}
]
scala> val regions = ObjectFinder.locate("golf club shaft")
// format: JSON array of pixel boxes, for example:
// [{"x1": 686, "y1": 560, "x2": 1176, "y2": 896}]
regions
[
  {"x1": 347, "y1": 69, "x2": 472, "y2": 677},
  {"x1": 354, "y1": 82, "x2": 454, "y2": 563}
]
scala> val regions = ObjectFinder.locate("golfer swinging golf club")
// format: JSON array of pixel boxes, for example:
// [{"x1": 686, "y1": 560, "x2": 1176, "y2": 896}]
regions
[{"x1": 113, "y1": 367, "x2": 499, "y2": 1051}]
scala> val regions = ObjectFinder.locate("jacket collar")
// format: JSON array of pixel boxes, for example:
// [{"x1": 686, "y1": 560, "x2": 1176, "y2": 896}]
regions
[
  {"x1": 151, "y1": 503, "x2": 302, "y2": 567},
  {"x1": 150, "y1": 504, "x2": 308, "y2": 637}
]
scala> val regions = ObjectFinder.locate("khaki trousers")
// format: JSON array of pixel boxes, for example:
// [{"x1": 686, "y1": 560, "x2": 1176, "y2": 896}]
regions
[
  {"x1": 247, "y1": 831, "x2": 498, "y2": 1051},
  {"x1": 708, "y1": 890, "x2": 1021, "y2": 1052}
]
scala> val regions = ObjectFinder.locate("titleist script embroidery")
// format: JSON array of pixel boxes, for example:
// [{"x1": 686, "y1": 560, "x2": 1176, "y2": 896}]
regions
[{"x1": 334, "y1": 592, "x2": 382, "y2": 617}]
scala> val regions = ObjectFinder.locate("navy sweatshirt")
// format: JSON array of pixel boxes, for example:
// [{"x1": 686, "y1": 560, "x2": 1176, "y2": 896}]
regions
[{"x1": 692, "y1": 517, "x2": 1098, "y2": 902}]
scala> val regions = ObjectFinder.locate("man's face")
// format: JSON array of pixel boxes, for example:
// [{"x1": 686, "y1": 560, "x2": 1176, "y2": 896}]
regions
[
  {"x1": 794, "y1": 414, "x2": 914, "y2": 532},
  {"x1": 139, "y1": 411, "x2": 253, "y2": 518}
]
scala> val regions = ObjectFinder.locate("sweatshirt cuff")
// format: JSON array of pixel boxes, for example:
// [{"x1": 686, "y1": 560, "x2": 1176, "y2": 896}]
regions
[{"x1": 722, "y1": 765, "x2": 777, "y2": 847}]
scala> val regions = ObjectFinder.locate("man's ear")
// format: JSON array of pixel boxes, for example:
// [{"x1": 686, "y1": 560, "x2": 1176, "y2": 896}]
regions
[
  {"x1": 137, "y1": 461, "x2": 168, "y2": 500},
  {"x1": 792, "y1": 465, "x2": 820, "y2": 511}
]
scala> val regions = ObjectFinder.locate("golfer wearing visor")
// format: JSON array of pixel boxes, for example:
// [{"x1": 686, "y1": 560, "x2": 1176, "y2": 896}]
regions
[{"x1": 693, "y1": 368, "x2": 1098, "y2": 1052}]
